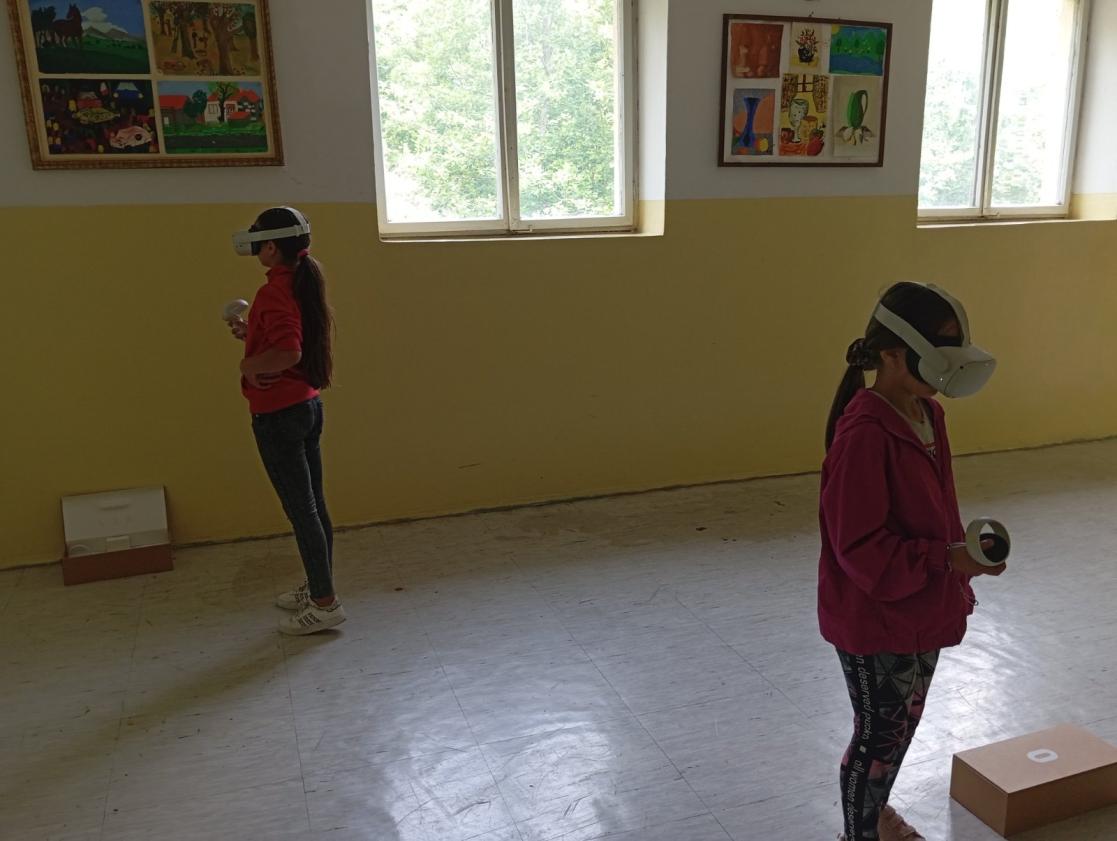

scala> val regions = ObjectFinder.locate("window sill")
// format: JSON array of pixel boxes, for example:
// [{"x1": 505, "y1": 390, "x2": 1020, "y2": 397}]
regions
[
  {"x1": 379, "y1": 202, "x2": 665, "y2": 241},
  {"x1": 376, "y1": 202, "x2": 666, "y2": 242},
  {"x1": 917, "y1": 215, "x2": 1100, "y2": 230},
  {"x1": 378, "y1": 227, "x2": 666, "y2": 244}
]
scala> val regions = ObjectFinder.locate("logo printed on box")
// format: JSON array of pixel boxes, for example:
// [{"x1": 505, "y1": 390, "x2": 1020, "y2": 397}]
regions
[{"x1": 1027, "y1": 749, "x2": 1059, "y2": 764}]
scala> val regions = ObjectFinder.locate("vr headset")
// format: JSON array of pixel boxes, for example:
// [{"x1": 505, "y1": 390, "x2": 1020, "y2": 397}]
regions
[
  {"x1": 872, "y1": 284, "x2": 996, "y2": 398},
  {"x1": 232, "y1": 207, "x2": 311, "y2": 257}
]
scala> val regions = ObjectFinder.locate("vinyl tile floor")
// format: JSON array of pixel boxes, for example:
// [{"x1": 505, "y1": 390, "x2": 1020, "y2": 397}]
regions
[{"x1": 5, "y1": 440, "x2": 1117, "y2": 840}]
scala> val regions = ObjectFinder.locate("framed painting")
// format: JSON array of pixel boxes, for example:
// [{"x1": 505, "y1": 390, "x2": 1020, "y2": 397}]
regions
[
  {"x1": 5, "y1": 0, "x2": 284, "y2": 169},
  {"x1": 719, "y1": 14, "x2": 892, "y2": 167}
]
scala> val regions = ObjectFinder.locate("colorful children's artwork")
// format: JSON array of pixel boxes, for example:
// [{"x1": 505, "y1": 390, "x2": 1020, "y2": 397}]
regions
[
  {"x1": 158, "y1": 80, "x2": 268, "y2": 153},
  {"x1": 8, "y1": 0, "x2": 282, "y2": 168},
  {"x1": 40, "y1": 78, "x2": 158, "y2": 154},
  {"x1": 27, "y1": 0, "x2": 150, "y2": 74},
  {"x1": 789, "y1": 22, "x2": 826, "y2": 71},
  {"x1": 832, "y1": 75, "x2": 883, "y2": 159},
  {"x1": 829, "y1": 25, "x2": 888, "y2": 76},
  {"x1": 779, "y1": 74, "x2": 828, "y2": 157},
  {"x1": 719, "y1": 14, "x2": 890, "y2": 167},
  {"x1": 729, "y1": 21, "x2": 783, "y2": 79},
  {"x1": 149, "y1": 2, "x2": 261, "y2": 76},
  {"x1": 731, "y1": 88, "x2": 775, "y2": 156}
]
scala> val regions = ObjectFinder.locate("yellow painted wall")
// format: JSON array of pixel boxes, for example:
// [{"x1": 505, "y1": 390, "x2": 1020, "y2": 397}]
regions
[{"x1": 5, "y1": 198, "x2": 1117, "y2": 568}]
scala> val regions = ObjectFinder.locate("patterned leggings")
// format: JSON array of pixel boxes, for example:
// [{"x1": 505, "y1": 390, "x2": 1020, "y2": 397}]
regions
[{"x1": 837, "y1": 649, "x2": 940, "y2": 840}]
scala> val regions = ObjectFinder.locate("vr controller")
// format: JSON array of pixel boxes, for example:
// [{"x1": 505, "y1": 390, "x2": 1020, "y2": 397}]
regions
[
  {"x1": 223, "y1": 299, "x2": 249, "y2": 323},
  {"x1": 962, "y1": 517, "x2": 1010, "y2": 567}
]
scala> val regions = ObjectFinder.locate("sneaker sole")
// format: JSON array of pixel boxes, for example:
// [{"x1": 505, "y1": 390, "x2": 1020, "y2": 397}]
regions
[{"x1": 278, "y1": 612, "x2": 347, "y2": 636}]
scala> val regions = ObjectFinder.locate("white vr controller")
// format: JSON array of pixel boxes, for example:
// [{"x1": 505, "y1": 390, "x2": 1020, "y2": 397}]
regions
[
  {"x1": 223, "y1": 299, "x2": 249, "y2": 323},
  {"x1": 961, "y1": 517, "x2": 1011, "y2": 567}
]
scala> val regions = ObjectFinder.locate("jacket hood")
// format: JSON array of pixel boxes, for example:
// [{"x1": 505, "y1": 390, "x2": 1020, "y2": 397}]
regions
[{"x1": 835, "y1": 388, "x2": 943, "y2": 447}]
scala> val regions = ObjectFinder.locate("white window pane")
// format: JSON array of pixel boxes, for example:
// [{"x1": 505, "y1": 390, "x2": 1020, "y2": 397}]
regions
[
  {"x1": 372, "y1": 0, "x2": 502, "y2": 224},
  {"x1": 513, "y1": 0, "x2": 621, "y2": 220},
  {"x1": 918, "y1": 0, "x2": 989, "y2": 210},
  {"x1": 991, "y1": 0, "x2": 1079, "y2": 208}
]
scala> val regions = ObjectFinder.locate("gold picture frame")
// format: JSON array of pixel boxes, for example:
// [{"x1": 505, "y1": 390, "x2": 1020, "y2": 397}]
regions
[{"x1": 6, "y1": 0, "x2": 284, "y2": 169}]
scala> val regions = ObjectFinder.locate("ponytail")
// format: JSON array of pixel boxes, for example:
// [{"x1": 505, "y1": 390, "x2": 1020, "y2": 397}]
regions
[
  {"x1": 291, "y1": 253, "x2": 334, "y2": 390},
  {"x1": 825, "y1": 338, "x2": 875, "y2": 451},
  {"x1": 825, "y1": 366, "x2": 866, "y2": 451}
]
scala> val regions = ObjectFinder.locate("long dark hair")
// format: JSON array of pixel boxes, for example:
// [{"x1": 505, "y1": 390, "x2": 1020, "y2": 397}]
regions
[
  {"x1": 254, "y1": 207, "x2": 334, "y2": 390},
  {"x1": 825, "y1": 282, "x2": 957, "y2": 450}
]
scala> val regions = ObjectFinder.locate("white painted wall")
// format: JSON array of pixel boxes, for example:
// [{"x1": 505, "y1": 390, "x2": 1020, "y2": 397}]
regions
[
  {"x1": 0, "y1": 0, "x2": 378, "y2": 206},
  {"x1": 638, "y1": 0, "x2": 670, "y2": 201},
  {"x1": 2, "y1": 0, "x2": 1108, "y2": 207},
  {"x1": 1073, "y1": 0, "x2": 1117, "y2": 195},
  {"x1": 664, "y1": 0, "x2": 934, "y2": 200},
  {"x1": 0, "y1": 0, "x2": 665, "y2": 207}
]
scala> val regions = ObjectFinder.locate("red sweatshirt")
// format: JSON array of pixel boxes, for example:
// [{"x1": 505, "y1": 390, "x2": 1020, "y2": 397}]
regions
[
  {"x1": 818, "y1": 389, "x2": 975, "y2": 655},
  {"x1": 242, "y1": 264, "x2": 319, "y2": 415}
]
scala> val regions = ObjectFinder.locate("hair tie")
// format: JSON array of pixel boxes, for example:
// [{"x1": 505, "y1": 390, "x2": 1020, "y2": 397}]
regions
[
  {"x1": 846, "y1": 338, "x2": 874, "y2": 370},
  {"x1": 297, "y1": 248, "x2": 311, "y2": 259}
]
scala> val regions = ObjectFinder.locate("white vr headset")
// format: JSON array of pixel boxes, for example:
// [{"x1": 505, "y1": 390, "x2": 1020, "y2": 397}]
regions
[
  {"x1": 872, "y1": 284, "x2": 996, "y2": 398},
  {"x1": 232, "y1": 207, "x2": 311, "y2": 256}
]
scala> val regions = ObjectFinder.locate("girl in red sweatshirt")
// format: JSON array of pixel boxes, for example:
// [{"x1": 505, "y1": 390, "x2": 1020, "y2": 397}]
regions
[
  {"x1": 819, "y1": 282, "x2": 1005, "y2": 841},
  {"x1": 229, "y1": 207, "x2": 345, "y2": 636}
]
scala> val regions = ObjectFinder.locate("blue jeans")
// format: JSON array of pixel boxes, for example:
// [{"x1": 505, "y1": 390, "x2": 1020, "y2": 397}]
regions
[{"x1": 252, "y1": 397, "x2": 334, "y2": 599}]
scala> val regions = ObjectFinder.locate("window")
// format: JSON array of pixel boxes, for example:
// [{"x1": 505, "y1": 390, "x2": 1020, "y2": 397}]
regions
[
  {"x1": 369, "y1": 0, "x2": 636, "y2": 237},
  {"x1": 918, "y1": 0, "x2": 1089, "y2": 220}
]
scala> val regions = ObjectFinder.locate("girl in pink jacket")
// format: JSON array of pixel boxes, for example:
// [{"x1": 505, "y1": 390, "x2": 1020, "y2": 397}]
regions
[{"x1": 819, "y1": 282, "x2": 1005, "y2": 841}]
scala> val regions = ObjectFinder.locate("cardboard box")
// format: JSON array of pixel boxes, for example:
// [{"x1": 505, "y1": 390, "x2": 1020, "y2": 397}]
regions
[
  {"x1": 61, "y1": 487, "x2": 173, "y2": 585},
  {"x1": 951, "y1": 724, "x2": 1117, "y2": 836},
  {"x1": 62, "y1": 544, "x2": 173, "y2": 586}
]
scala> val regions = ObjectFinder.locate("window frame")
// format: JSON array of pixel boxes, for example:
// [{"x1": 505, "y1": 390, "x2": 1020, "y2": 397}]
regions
[
  {"x1": 918, "y1": 0, "x2": 1091, "y2": 222},
  {"x1": 367, "y1": 0, "x2": 638, "y2": 239}
]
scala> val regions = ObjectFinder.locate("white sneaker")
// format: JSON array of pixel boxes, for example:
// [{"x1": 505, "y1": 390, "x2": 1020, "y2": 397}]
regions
[
  {"x1": 879, "y1": 805, "x2": 926, "y2": 841},
  {"x1": 278, "y1": 600, "x2": 347, "y2": 635},
  {"x1": 276, "y1": 581, "x2": 311, "y2": 611}
]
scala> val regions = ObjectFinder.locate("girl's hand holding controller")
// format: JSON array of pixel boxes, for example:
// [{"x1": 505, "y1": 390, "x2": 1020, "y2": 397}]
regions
[
  {"x1": 223, "y1": 299, "x2": 250, "y2": 341},
  {"x1": 949, "y1": 541, "x2": 1006, "y2": 577}
]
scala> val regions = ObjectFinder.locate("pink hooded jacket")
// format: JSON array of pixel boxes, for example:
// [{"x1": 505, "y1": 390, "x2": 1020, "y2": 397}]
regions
[{"x1": 818, "y1": 389, "x2": 975, "y2": 655}]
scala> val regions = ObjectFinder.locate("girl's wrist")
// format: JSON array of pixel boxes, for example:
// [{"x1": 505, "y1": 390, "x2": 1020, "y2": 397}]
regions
[{"x1": 946, "y1": 543, "x2": 965, "y2": 572}]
